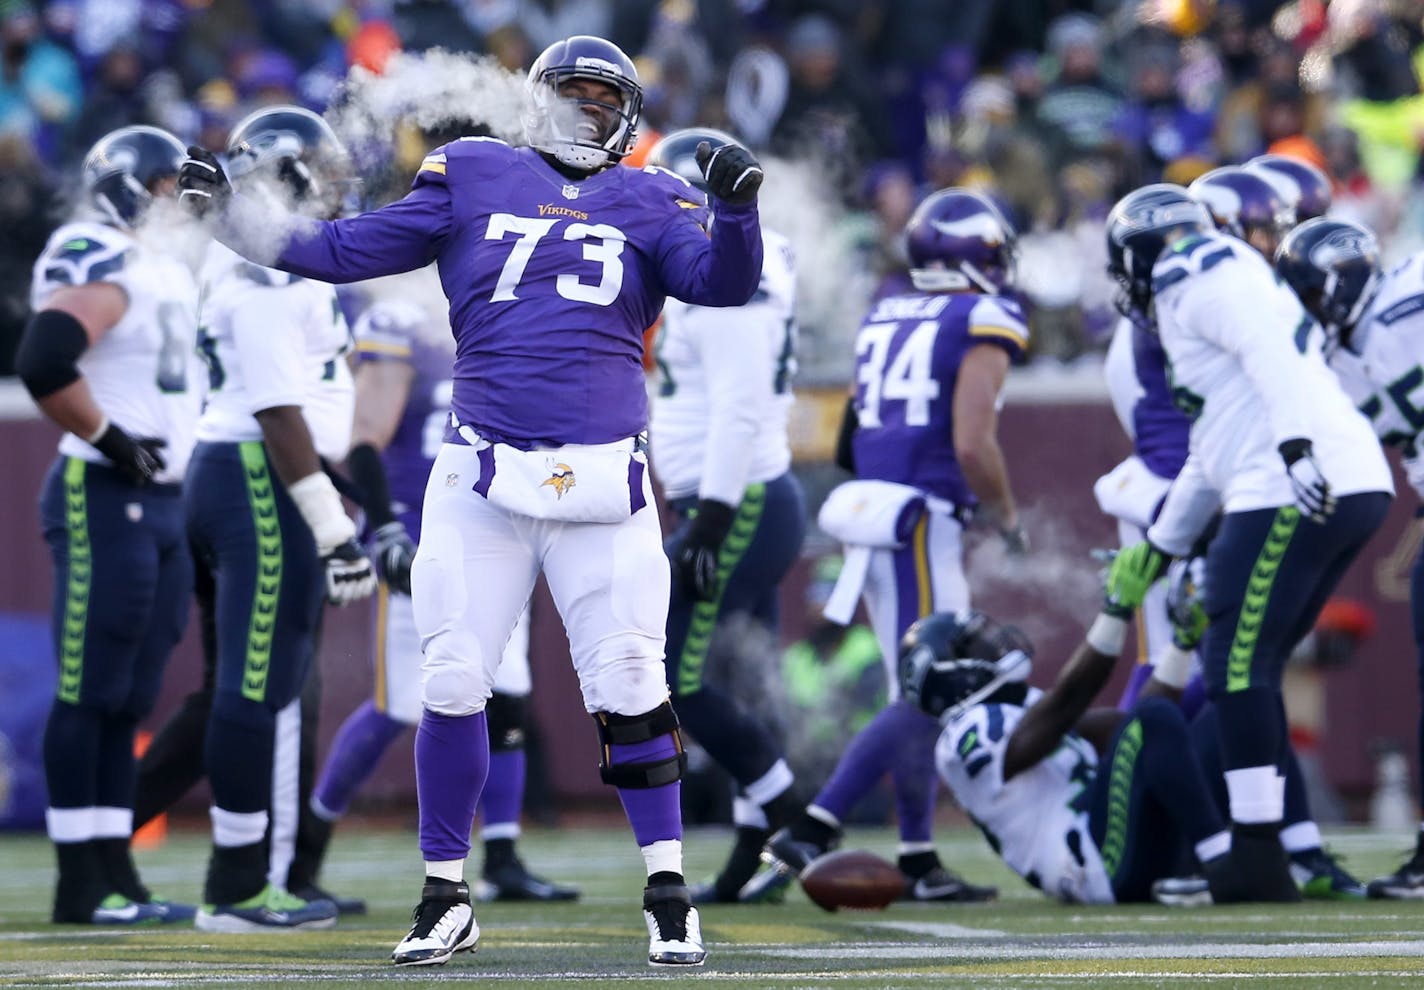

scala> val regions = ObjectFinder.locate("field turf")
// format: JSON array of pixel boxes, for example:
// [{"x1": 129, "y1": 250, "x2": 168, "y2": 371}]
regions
[{"x1": 3, "y1": 823, "x2": 1423, "y2": 988}]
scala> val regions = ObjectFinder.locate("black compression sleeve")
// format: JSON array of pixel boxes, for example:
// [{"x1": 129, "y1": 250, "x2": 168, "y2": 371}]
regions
[
  {"x1": 346, "y1": 442, "x2": 396, "y2": 528},
  {"x1": 834, "y1": 396, "x2": 858, "y2": 473},
  {"x1": 16, "y1": 309, "x2": 89, "y2": 399}
]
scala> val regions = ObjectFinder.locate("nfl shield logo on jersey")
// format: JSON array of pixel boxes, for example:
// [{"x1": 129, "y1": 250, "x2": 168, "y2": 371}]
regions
[
  {"x1": 445, "y1": 473, "x2": 459, "y2": 487},
  {"x1": 125, "y1": 502, "x2": 143, "y2": 523},
  {"x1": 561, "y1": 184, "x2": 579, "y2": 200}
]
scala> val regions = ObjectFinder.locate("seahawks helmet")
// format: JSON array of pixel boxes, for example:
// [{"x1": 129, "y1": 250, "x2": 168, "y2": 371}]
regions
[
  {"x1": 1105, "y1": 184, "x2": 1213, "y2": 322},
  {"x1": 81, "y1": 125, "x2": 187, "y2": 228},
  {"x1": 647, "y1": 126, "x2": 739, "y2": 194},
  {"x1": 1246, "y1": 154, "x2": 1332, "y2": 223},
  {"x1": 904, "y1": 188, "x2": 1017, "y2": 294},
  {"x1": 523, "y1": 35, "x2": 642, "y2": 172},
  {"x1": 899, "y1": 612, "x2": 1034, "y2": 723},
  {"x1": 225, "y1": 106, "x2": 354, "y2": 218},
  {"x1": 1274, "y1": 217, "x2": 1382, "y2": 347},
  {"x1": 1187, "y1": 166, "x2": 1294, "y2": 254}
]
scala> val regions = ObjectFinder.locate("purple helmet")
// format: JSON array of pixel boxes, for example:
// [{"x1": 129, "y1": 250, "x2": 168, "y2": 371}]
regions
[
  {"x1": 904, "y1": 188, "x2": 1017, "y2": 294},
  {"x1": 1245, "y1": 154, "x2": 1332, "y2": 222},
  {"x1": 524, "y1": 35, "x2": 642, "y2": 172},
  {"x1": 1187, "y1": 166, "x2": 1294, "y2": 252}
]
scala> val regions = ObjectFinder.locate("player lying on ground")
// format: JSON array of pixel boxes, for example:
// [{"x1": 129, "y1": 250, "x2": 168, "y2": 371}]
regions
[{"x1": 750, "y1": 188, "x2": 1029, "y2": 905}]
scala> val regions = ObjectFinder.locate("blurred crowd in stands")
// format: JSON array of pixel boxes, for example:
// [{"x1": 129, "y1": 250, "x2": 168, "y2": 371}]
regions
[{"x1": 6, "y1": 0, "x2": 1424, "y2": 374}]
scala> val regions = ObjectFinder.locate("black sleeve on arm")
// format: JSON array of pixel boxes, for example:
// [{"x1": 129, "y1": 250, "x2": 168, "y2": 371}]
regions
[
  {"x1": 346, "y1": 442, "x2": 396, "y2": 528},
  {"x1": 16, "y1": 309, "x2": 89, "y2": 399},
  {"x1": 834, "y1": 397, "x2": 858, "y2": 473}
]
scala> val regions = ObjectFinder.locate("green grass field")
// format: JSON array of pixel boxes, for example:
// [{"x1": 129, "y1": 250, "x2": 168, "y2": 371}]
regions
[{"x1": 3, "y1": 823, "x2": 1424, "y2": 988}]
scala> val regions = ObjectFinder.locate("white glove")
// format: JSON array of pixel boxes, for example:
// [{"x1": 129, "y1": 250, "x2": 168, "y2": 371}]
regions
[
  {"x1": 323, "y1": 538, "x2": 377, "y2": 606},
  {"x1": 1279, "y1": 438, "x2": 1336, "y2": 523}
]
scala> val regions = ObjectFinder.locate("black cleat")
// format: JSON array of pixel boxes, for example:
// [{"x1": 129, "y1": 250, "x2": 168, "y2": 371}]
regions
[
  {"x1": 391, "y1": 879, "x2": 479, "y2": 967},
  {"x1": 291, "y1": 883, "x2": 367, "y2": 916},
  {"x1": 476, "y1": 857, "x2": 580, "y2": 902},
  {"x1": 1367, "y1": 851, "x2": 1424, "y2": 900},
  {"x1": 901, "y1": 865, "x2": 997, "y2": 903},
  {"x1": 1204, "y1": 829, "x2": 1302, "y2": 904},
  {"x1": 739, "y1": 825, "x2": 837, "y2": 902},
  {"x1": 643, "y1": 883, "x2": 705, "y2": 966}
]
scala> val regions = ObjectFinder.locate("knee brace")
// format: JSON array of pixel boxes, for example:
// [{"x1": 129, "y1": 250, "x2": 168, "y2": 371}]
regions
[
  {"x1": 486, "y1": 691, "x2": 527, "y2": 752},
  {"x1": 593, "y1": 700, "x2": 687, "y2": 789}
]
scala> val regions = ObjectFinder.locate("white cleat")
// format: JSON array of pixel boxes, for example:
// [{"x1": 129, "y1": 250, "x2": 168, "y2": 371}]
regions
[
  {"x1": 391, "y1": 879, "x2": 480, "y2": 967},
  {"x1": 643, "y1": 883, "x2": 706, "y2": 967}
]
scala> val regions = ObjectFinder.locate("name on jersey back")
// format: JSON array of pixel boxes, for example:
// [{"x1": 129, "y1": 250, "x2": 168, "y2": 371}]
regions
[{"x1": 868, "y1": 295, "x2": 952, "y2": 323}]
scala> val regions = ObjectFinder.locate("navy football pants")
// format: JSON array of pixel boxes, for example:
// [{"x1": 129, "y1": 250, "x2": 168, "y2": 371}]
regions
[
  {"x1": 1086, "y1": 697, "x2": 1226, "y2": 902},
  {"x1": 39, "y1": 457, "x2": 191, "y2": 814},
  {"x1": 664, "y1": 471, "x2": 805, "y2": 788},
  {"x1": 186, "y1": 441, "x2": 323, "y2": 817},
  {"x1": 1201, "y1": 493, "x2": 1389, "y2": 777}
]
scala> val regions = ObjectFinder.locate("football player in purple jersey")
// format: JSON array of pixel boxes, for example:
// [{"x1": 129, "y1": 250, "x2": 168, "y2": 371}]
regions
[
  {"x1": 749, "y1": 189, "x2": 1024, "y2": 903},
  {"x1": 177, "y1": 35, "x2": 763, "y2": 968},
  {"x1": 293, "y1": 270, "x2": 578, "y2": 905}
]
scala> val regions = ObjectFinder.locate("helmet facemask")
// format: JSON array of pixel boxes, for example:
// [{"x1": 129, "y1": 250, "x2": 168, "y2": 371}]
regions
[
  {"x1": 525, "y1": 68, "x2": 641, "y2": 172},
  {"x1": 227, "y1": 124, "x2": 355, "y2": 220}
]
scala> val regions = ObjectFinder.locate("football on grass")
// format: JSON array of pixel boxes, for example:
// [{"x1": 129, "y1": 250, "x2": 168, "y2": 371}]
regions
[{"x1": 799, "y1": 849, "x2": 904, "y2": 912}]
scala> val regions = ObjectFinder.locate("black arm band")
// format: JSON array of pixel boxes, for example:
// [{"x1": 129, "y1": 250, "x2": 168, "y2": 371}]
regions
[
  {"x1": 16, "y1": 309, "x2": 89, "y2": 399},
  {"x1": 345, "y1": 442, "x2": 396, "y2": 528},
  {"x1": 834, "y1": 396, "x2": 858, "y2": 473}
]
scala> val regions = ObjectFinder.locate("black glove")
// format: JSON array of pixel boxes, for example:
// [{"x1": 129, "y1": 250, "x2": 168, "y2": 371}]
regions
[
  {"x1": 91, "y1": 422, "x2": 166, "y2": 486},
  {"x1": 178, "y1": 145, "x2": 231, "y2": 217},
  {"x1": 1000, "y1": 521, "x2": 1030, "y2": 556},
  {"x1": 323, "y1": 538, "x2": 377, "y2": 606},
  {"x1": 373, "y1": 521, "x2": 416, "y2": 596},
  {"x1": 670, "y1": 498, "x2": 737, "y2": 602},
  {"x1": 696, "y1": 141, "x2": 763, "y2": 205},
  {"x1": 1279, "y1": 437, "x2": 1336, "y2": 522}
]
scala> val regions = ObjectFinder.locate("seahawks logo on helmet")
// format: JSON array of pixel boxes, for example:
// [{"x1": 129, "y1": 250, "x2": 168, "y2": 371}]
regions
[{"x1": 899, "y1": 612, "x2": 1034, "y2": 723}]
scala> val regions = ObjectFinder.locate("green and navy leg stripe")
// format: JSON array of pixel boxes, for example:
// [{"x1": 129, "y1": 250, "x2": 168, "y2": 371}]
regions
[
  {"x1": 240, "y1": 442, "x2": 281, "y2": 703},
  {"x1": 58, "y1": 457, "x2": 91, "y2": 703},
  {"x1": 1098, "y1": 717, "x2": 1143, "y2": 880},
  {"x1": 1226, "y1": 506, "x2": 1299, "y2": 693},
  {"x1": 676, "y1": 483, "x2": 766, "y2": 697}
]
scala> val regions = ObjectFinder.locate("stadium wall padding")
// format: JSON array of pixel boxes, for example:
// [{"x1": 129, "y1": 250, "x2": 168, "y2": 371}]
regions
[{"x1": 0, "y1": 403, "x2": 1416, "y2": 819}]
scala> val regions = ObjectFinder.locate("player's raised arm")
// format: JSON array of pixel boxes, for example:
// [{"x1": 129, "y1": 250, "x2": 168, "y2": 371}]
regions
[
  {"x1": 654, "y1": 137, "x2": 764, "y2": 307},
  {"x1": 1000, "y1": 551, "x2": 1162, "y2": 781},
  {"x1": 177, "y1": 115, "x2": 451, "y2": 284}
]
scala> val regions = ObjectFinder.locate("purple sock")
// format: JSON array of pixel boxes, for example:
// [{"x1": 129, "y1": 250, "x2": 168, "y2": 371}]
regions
[
  {"x1": 611, "y1": 736, "x2": 682, "y2": 847},
  {"x1": 314, "y1": 701, "x2": 408, "y2": 816},
  {"x1": 1118, "y1": 664, "x2": 1155, "y2": 710},
  {"x1": 416, "y1": 710, "x2": 489, "y2": 862},
  {"x1": 890, "y1": 710, "x2": 942, "y2": 844},
  {"x1": 477, "y1": 749, "x2": 525, "y2": 834},
  {"x1": 815, "y1": 700, "x2": 937, "y2": 824}
]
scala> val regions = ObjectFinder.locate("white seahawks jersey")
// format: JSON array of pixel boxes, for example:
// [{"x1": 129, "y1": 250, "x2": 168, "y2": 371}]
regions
[
  {"x1": 30, "y1": 221, "x2": 203, "y2": 483},
  {"x1": 1328, "y1": 251, "x2": 1424, "y2": 468},
  {"x1": 935, "y1": 690, "x2": 1114, "y2": 904},
  {"x1": 195, "y1": 243, "x2": 354, "y2": 460},
  {"x1": 1151, "y1": 231, "x2": 1391, "y2": 512},
  {"x1": 651, "y1": 228, "x2": 796, "y2": 503}
]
